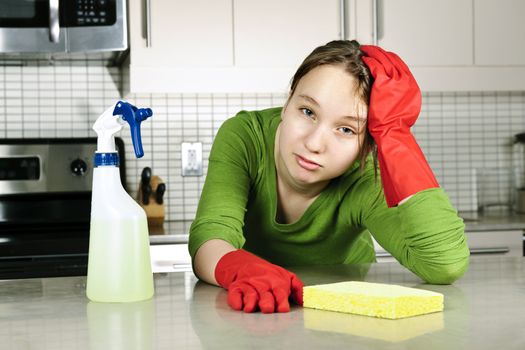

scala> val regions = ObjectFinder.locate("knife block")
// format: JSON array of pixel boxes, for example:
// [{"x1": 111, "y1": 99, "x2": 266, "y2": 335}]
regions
[{"x1": 136, "y1": 175, "x2": 165, "y2": 231}]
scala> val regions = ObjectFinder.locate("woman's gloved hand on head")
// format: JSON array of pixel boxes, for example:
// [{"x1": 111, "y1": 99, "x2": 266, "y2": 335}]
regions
[
  {"x1": 360, "y1": 45, "x2": 439, "y2": 207},
  {"x1": 214, "y1": 249, "x2": 304, "y2": 313}
]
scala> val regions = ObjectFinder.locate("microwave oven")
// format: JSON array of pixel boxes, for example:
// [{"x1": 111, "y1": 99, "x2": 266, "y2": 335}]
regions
[{"x1": 0, "y1": 0, "x2": 127, "y2": 53}]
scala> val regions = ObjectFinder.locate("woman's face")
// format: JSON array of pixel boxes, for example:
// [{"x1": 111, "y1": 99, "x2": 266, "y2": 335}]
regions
[{"x1": 276, "y1": 64, "x2": 368, "y2": 191}]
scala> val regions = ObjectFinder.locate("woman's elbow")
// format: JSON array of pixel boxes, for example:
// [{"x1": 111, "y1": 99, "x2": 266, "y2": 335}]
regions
[{"x1": 419, "y1": 255, "x2": 470, "y2": 285}]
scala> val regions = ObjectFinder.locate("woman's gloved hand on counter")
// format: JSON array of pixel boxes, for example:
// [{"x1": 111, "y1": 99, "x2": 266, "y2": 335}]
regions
[
  {"x1": 360, "y1": 45, "x2": 439, "y2": 207},
  {"x1": 214, "y1": 249, "x2": 304, "y2": 313}
]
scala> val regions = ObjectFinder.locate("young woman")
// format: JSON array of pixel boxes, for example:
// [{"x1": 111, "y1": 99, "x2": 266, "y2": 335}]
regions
[{"x1": 188, "y1": 40, "x2": 470, "y2": 314}]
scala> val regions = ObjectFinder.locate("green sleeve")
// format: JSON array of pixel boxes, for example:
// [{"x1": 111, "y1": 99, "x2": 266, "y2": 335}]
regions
[
  {"x1": 188, "y1": 112, "x2": 258, "y2": 259},
  {"x1": 358, "y1": 175, "x2": 470, "y2": 284}
]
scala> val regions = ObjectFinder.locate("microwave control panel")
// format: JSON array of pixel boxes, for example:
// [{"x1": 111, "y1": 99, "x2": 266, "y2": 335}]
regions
[{"x1": 73, "y1": 0, "x2": 116, "y2": 26}]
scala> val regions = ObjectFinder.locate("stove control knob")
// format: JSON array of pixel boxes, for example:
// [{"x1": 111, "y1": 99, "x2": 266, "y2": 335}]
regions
[{"x1": 70, "y1": 159, "x2": 88, "y2": 176}]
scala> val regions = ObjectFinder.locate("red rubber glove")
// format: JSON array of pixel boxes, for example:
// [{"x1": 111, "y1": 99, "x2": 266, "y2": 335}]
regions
[
  {"x1": 214, "y1": 249, "x2": 304, "y2": 313},
  {"x1": 360, "y1": 45, "x2": 439, "y2": 207}
]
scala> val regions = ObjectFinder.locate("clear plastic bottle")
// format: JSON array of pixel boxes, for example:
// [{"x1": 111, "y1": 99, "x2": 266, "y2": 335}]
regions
[{"x1": 86, "y1": 101, "x2": 154, "y2": 302}]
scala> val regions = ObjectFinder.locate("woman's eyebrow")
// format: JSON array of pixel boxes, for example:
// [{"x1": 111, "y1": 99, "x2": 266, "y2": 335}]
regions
[
  {"x1": 298, "y1": 94, "x2": 320, "y2": 107},
  {"x1": 341, "y1": 115, "x2": 367, "y2": 123},
  {"x1": 298, "y1": 94, "x2": 366, "y2": 122}
]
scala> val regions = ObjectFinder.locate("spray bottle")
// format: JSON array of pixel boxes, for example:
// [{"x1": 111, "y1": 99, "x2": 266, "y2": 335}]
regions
[{"x1": 86, "y1": 101, "x2": 154, "y2": 303}]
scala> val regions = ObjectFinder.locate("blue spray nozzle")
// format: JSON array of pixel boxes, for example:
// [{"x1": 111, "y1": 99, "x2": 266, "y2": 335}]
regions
[{"x1": 113, "y1": 101, "x2": 153, "y2": 158}]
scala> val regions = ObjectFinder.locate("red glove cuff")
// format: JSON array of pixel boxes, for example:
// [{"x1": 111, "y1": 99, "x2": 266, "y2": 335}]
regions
[{"x1": 374, "y1": 128, "x2": 439, "y2": 207}]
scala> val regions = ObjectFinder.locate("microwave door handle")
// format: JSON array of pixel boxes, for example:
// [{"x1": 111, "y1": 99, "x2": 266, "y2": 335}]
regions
[
  {"x1": 145, "y1": 0, "x2": 152, "y2": 47},
  {"x1": 49, "y1": 0, "x2": 60, "y2": 43}
]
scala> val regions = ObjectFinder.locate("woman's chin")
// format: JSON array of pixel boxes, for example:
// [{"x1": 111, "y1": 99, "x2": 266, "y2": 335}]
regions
[{"x1": 291, "y1": 169, "x2": 324, "y2": 186}]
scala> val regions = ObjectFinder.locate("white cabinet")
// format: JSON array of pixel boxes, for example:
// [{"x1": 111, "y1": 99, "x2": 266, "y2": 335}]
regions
[
  {"x1": 129, "y1": 0, "x2": 233, "y2": 68},
  {"x1": 126, "y1": 0, "x2": 342, "y2": 94},
  {"x1": 373, "y1": 230, "x2": 523, "y2": 263},
  {"x1": 127, "y1": 0, "x2": 234, "y2": 93},
  {"x1": 474, "y1": 0, "x2": 525, "y2": 66},
  {"x1": 150, "y1": 244, "x2": 192, "y2": 273},
  {"x1": 234, "y1": 0, "x2": 340, "y2": 68},
  {"x1": 466, "y1": 230, "x2": 523, "y2": 258},
  {"x1": 351, "y1": 0, "x2": 473, "y2": 67},
  {"x1": 348, "y1": 0, "x2": 525, "y2": 91},
  {"x1": 125, "y1": 0, "x2": 525, "y2": 93}
]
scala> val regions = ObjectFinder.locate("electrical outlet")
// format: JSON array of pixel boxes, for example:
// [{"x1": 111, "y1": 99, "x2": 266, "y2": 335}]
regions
[{"x1": 181, "y1": 142, "x2": 203, "y2": 176}]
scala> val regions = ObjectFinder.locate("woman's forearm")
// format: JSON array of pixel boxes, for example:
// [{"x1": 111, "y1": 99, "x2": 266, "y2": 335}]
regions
[
  {"x1": 193, "y1": 239, "x2": 237, "y2": 286},
  {"x1": 367, "y1": 188, "x2": 470, "y2": 284}
]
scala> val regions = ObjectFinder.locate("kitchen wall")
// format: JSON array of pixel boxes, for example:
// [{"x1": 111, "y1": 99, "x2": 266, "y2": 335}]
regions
[{"x1": 2, "y1": 59, "x2": 525, "y2": 226}]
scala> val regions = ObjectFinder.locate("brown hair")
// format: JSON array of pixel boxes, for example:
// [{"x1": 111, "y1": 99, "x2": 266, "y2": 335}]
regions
[{"x1": 286, "y1": 40, "x2": 377, "y2": 173}]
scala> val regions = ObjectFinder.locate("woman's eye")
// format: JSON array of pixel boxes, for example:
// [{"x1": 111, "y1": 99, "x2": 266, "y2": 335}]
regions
[
  {"x1": 301, "y1": 108, "x2": 314, "y2": 118},
  {"x1": 339, "y1": 127, "x2": 355, "y2": 135}
]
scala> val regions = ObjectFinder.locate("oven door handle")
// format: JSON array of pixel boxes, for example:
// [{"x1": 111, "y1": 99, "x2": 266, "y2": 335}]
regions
[{"x1": 49, "y1": 0, "x2": 60, "y2": 43}]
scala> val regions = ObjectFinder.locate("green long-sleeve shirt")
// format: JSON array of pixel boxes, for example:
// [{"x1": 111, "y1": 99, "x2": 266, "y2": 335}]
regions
[{"x1": 189, "y1": 107, "x2": 470, "y2": 284}]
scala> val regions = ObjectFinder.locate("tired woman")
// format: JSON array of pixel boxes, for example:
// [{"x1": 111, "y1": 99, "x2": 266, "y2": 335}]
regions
[{"x1": 188, "y1": 40, "x2": 470, "y2": 313}]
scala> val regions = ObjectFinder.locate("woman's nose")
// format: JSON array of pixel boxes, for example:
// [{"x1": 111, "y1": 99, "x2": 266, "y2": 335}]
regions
[{"x1": 304, "y1": 125, "x2": 326, "y2": 154}]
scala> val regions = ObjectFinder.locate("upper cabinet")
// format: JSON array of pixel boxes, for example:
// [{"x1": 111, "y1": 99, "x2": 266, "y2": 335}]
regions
[
  {"x1": 474, "y1": 0, "x2": 525, "y2": 66},
  {"x1": 125, "y1": 0, "x2": 525, "y2": 94},
  {"x1": 351, "y1": 0, "x2": 473, "y2": 67},
  {"x1": 125, "y1": 0, "x2": 342, "y2": 94},
  {"x1": 129, "y1": 0, "x2": 234, "y2": 68},
  {"x1": 349, "y1": 0, "x2": 525, "y2": 91},
  {"x1": 126, "y1": 0, "x2": 234, "y2": 93},
  {"x1": 234, "y1": 0, "x2": 340, "y2": 68}
]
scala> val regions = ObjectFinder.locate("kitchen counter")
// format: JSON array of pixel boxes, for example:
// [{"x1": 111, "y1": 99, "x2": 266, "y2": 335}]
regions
[
  {"x1": 1, "y1": 257, "x2": 524, "y2": 349},
  {"x1": 150, "y1": 212, "x2": 525, "y2": 246},
  {"x1": 460, "y1": 210, "x2": 525, "y2": 231}
]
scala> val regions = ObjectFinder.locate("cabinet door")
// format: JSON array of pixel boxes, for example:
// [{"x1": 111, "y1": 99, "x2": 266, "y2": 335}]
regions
[
  {"x1": 466, "y1": 230, "x2": 523, "y2": 258},
  {"x1": 352, "y1": 0, "x2": 473, "y2": 67},
  {"x1": 150, "y1": 244, "x2": 192, "y2": 273},
  {"x1": 234, "y1": 0, "x2": 341, "y2": 68},
  {"x1": 129, "y1": 0, "x2": 233, "y2": 67},
  {"x1": 474, "y1": 0, "x2": 525, "y2": 66}
]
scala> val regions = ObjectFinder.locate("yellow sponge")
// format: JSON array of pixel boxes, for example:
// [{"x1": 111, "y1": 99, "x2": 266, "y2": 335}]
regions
[{"x1": 303, "y1": 281, "x2": 444, "y2": 319}]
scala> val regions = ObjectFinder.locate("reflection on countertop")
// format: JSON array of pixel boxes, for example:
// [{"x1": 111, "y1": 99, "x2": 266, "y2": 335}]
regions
[
  {"x1": 459, "y1": 210, "x2": 525, "y2": 231},
  {"x1": 303, "y1": 307, "x2": 444, "y2": 342},
  {"x1": 2, "y1": 258, "x2": 525, "y2": 349}
]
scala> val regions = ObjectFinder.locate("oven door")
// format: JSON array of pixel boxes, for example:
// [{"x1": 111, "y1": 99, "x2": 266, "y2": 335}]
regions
[
  {"x1": 0, "y1": 192, "x2": 92, "y2": 280},
  {"x1": 0, "y1": 0, "x2": 66, "y2": 53},
  {"x1": 0, "y1": 221, "x2": 90, "y2": 280}
]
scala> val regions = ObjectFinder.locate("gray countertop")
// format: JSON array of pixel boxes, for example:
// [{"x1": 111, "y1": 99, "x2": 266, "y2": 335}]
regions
[
  {"x1": 150, "y1": 212, "x2": 525, "y2": 245},
  {"x1": 1, "y1": 257, "x2": 525, "y2": 349}
]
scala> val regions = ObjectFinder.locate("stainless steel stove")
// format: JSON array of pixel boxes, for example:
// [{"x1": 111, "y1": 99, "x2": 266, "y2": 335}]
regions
[{"x1": 0, "y1": 138, "x2": 125, "y2": 279}]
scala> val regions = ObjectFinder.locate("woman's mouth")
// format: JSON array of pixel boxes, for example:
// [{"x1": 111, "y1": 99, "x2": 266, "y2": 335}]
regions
[{"x1": 295, "y1": 154, "x2": 321, "y2": 171}]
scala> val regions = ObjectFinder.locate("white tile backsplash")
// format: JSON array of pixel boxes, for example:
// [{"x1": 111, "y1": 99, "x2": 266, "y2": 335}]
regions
[{"x1": 1, "y1": 61, "x2": 525, "y2": 218}]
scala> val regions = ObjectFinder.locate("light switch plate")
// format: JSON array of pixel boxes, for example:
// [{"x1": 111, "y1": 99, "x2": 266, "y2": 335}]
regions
[{"x1": 181, "y1": 142, "x2": 203, "y2": 176}]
